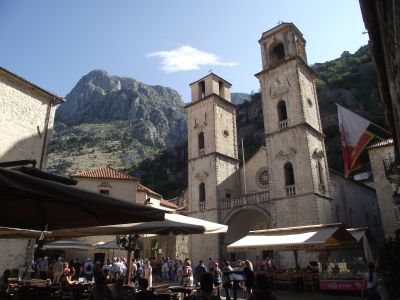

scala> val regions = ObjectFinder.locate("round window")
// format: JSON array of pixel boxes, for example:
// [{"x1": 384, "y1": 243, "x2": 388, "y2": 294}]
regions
[
  {"x1": 223, "y1": 130, "x2": 229, "y2": 137},
  {"x1": 256, "y1": 168, "x2": 269, "y2": 188}
]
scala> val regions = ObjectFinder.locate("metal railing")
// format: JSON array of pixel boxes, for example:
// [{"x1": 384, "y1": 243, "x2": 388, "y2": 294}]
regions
[
  {"x1": 199, "y1": 202, "x2": 206, "y2": 211},
  {"x1": 220, "y1": 191, "x2": 270, "y2": 209}
]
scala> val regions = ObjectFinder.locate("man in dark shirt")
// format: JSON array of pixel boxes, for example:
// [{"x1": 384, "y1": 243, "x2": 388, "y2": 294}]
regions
[{"x1": 194, "y1": 260, "x2": 207, "y2": 285}]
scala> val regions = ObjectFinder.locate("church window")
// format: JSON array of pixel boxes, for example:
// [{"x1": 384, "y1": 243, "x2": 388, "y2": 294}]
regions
[
  {"x1": 198, "y1": 132, "x2": 205, "y2": 150},
  {"x1": 256, "y1": 168, "x2": 269, "y2": 188},
  {"x1": 277, "y1": 100, "x2": 288, "y2": 121},
  {"x1": 226, "y1": 193, "x2": 231, "y2": 199},
  {"x1": 307, "y1": 98, "x2": 313, "y2": 107},
  {"x1": 199, "y1": 81, "x2": 206, "y2": 99},
  {"x1": 284, "y1": 162, "x2": 295, "y2": 186},
  {"x1": 317, "y1": 161, "x2": 323, "y2": 185},
  {"x1": 219, "y1": 81, "x2": 224, "y2": 98},
  {"x1": 270, "y1": 42, "x2": 285, "y2": 64},
  {"x1": 199, "y1": 183, "x2": 206, "y2": 202}
]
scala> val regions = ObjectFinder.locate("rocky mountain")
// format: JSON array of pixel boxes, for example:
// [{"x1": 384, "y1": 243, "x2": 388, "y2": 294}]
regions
[
  {"x1": 48, "y1": 70, "x2": 187, "y2": 175},
  {"x1": 231, "y1": 92, "x2": 251, "y2": 105}
]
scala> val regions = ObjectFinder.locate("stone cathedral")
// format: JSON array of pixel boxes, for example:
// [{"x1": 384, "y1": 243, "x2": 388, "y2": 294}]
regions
[{"x1": 186, "y1": 23, "x2": 336, "y2": 266}]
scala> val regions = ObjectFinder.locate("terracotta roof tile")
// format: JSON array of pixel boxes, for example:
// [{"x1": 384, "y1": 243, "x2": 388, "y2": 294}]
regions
[
  {"x1": 367, "y1": 138, "x2": 394, "y2": 150},
  {"x1": 71, "y1": 166, "x2": 139, "y2": 180},
  {"x1": 137, "y1": 184, "x2": 162, "y2": 197},
  {"x1": 160, "y1": 199, "x2": 179, "y2": 209}
]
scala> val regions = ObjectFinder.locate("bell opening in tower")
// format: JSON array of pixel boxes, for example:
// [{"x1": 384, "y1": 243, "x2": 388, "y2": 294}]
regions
[{"x1": 270, "y1": 43, "x2": 285, "y2": 65}]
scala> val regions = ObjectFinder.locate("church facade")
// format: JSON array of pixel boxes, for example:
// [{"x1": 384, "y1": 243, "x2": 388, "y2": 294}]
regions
[{"x1": 186, "y1": 23, "x2": 380, "y2": 267}]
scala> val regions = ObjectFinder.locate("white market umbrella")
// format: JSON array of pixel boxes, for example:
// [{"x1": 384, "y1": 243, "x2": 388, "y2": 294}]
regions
[
  {"x1": 43, "y1": 239, "x2": 94, "y2": 250},
  {"x1": 94, "y1": 240, "x2": 120, "y2": 249},
  {"x1": 51, "y1": 213, "x2": 228, "y2": 238}
]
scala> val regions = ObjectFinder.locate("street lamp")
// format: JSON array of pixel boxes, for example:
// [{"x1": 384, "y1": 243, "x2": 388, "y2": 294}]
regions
[{"x1": 116, "y1": 234, "x2": 141, "y2": 284}]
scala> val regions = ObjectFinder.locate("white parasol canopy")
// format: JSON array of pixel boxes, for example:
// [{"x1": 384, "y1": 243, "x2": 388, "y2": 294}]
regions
[
  {"x1": 43, "y1": 239, "x2": 94, "y2": 250},
  {"x1": 50, "y1": 213, "x2": 228, "y2": 238}
]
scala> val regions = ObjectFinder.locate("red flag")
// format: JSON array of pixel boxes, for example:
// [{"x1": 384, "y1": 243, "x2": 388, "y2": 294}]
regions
[{"x1": 337, "y1": 105, "x2": 375, "y2": 177}]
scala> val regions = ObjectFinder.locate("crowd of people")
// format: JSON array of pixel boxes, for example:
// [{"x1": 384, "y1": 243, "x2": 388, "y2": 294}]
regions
[{"x1": 0, "y1": 255, "x2": 281, "y2": 300}]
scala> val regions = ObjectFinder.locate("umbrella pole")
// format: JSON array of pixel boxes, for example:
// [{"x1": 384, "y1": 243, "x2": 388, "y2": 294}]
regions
[
  {"x1": 126, "y1": 249, "x2": 132, "y2": 285},
  {"x1": 293, "y1": 250, "x2": 299, "y2": 269}
]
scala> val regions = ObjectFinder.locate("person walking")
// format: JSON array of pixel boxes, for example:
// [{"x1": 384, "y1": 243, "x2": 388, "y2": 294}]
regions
[
  {"x1": 144, "y1": 259, "x2": 153, "y2": 288},
  {"x1": 362, "y1": 262, "x2": 380, "y2": 300},
  {"x1": 83, "y1": 258, "x2": 94, "y2": 282},
  {"x1": 52, "y1": 257, "x2": 64, "y2": 284},
  {"x1": 223, "y1": 261, "x2": 233, "y2": 300},
  {"x1": 243, "y1": 260, "x2": 255, "y2": 297},
  {"x1": 194, "y1": 260, "x2": 207, "y2": 286}
]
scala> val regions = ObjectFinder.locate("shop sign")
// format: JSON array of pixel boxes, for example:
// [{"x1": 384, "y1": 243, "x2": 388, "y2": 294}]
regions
[{"x1": 320, "y1": 280, "x2": 362, "y2": 291}]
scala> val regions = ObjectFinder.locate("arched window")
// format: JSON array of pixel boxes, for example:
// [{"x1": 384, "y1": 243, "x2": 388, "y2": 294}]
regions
[
  {"x1": 270, "y1": 43, "x2": 285, "y2": 64},
  {"x1": 284, "y1": 162, "x2": 295, "y2": 186},
  {"x1": 198, "y1": 132, "x2": 205, "y2": 150},
  {"x1": 277, "y1": 100, "x2": 288, "y2": 121},
  {"x1": 317, "y1": 161, "x2": 323, "y2": 185},
  {"x1": 199, "y1": 183, "x2": 205, "y2": 202}
]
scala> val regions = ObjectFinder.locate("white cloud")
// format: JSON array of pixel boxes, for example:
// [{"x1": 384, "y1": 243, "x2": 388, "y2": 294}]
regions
[{"x1": 147, "y1": 45, "x2": 238, "y2": 73}]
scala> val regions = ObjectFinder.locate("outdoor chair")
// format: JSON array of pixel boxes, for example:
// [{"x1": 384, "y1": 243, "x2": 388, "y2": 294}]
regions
[{"x1": 304, "y1": 273, "x2": 319, "y2": 292}]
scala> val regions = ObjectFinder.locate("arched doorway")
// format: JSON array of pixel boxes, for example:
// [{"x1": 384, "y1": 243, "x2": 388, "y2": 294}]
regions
[{"x1": 222, "y1": 208, "x2": 271, "y2": 265}]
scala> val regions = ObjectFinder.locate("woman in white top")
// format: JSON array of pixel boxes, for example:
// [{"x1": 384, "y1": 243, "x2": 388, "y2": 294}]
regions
[
  {"x1": 144, "y1": 259, "x2": 153, "y2": 287},
  {"x1": 362, "y1": 262, "x2": 380, "y2": 300}
]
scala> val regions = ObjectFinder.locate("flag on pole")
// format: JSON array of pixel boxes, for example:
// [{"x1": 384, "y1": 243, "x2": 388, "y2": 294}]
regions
[{"x1": 337, "y1": 105, "x2": 377, "y2": 177}]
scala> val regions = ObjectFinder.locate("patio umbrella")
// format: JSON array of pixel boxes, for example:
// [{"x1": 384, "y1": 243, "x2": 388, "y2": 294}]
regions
[
  {"x1": 94, "y1": 240, "x2": 120, "y2": 249},
  {"x1": 0, "y1": 227, "x2": 50, "y2": 238},
  {"x1": 0, "y1": 167, "x2": 165, "y2": 231},
  {"x1": 50, "y1": 213, "x2": 228, "y2": 238},
  {"x1": 43, "y1": 239, "x2": 93, "y2": 250}
]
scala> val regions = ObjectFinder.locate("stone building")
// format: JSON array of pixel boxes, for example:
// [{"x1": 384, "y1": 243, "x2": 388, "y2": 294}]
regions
[
  {"x1": 67, "y1": 166, "x2": 182, "y2": 262},
  {"x1": 0, "y1": 67, "x2": 63, "y2": 273},
  {"x1": 368, "y1": 139, "x2": 400, "y2": 238},
  {"x1": 187, "y1": 23, "x2": 382, "y2": 267}
]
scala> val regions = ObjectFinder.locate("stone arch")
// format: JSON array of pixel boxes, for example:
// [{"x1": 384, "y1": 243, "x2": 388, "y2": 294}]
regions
[{"x1": 221, "y1": 206, "x2": 271, "y2": 263}]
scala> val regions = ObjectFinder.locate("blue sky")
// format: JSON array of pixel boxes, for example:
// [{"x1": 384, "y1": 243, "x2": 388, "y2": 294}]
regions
[{"x1": 0, "y1": 0, "x2": 369, "y2": 103}]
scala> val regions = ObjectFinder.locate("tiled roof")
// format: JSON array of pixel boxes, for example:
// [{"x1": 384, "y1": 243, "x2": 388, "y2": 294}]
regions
[
  {"x1": 367, "y1": 138, "x2": 394, "y2": 150},
  {"x1": 71, "y1": 166, "x2": 139, "y2": 180},
  {"x1": 160, "y1": 199, "x2": 179, "y2": 209},
  {"x1": 138, "y1": 184, "x2": 162, "y2": 197},
  {"x1": 0, "y1": 67, "x2": 64, "y2": 104}
]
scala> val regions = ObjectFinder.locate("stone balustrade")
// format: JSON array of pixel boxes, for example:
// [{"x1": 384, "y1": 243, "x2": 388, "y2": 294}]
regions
[{"x1": 220, "y1": 191, "x2": 270, "y2": 209}]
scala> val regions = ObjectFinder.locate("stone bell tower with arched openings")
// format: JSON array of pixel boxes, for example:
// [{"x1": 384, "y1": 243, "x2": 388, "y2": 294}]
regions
[
  {"x1": 186, "y1": 73, "x2": 240, "y2": 262},
  {"x1": 255, "y1": 23, "x2": 334, "y2": 227}
]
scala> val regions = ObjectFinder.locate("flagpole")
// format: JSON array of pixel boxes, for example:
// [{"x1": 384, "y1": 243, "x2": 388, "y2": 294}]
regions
[
  {"x1": 241, "y1": 137, "x2": 247, "y2": 195},
  {"x1": 335, "y1": 103, "x2": 392, "y2": 136}
]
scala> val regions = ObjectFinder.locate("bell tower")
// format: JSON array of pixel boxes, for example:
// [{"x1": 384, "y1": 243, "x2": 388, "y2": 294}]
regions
[
  {"x1": 186, "y1": 73, "x2": 240, "y2": 262},
  {"x1": 255, "y1": 23, "x2": 334, "y2": 227}
]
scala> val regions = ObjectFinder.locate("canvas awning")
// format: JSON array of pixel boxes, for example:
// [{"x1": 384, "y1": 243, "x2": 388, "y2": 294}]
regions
[{"x1": 227, "y1": 223, "x2": 357, "y2": 252}]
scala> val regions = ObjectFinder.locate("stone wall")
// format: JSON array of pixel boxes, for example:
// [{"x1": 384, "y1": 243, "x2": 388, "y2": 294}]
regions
[
  {"x1": 73, "y1": 178, "x2": 138, "y2": 203},
  {"x1": 368, "y1": 144, "x2": 399, "y2": 237},
  {"x1": 0, "y1": 69, "x2": 61, "y2": 275}
]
